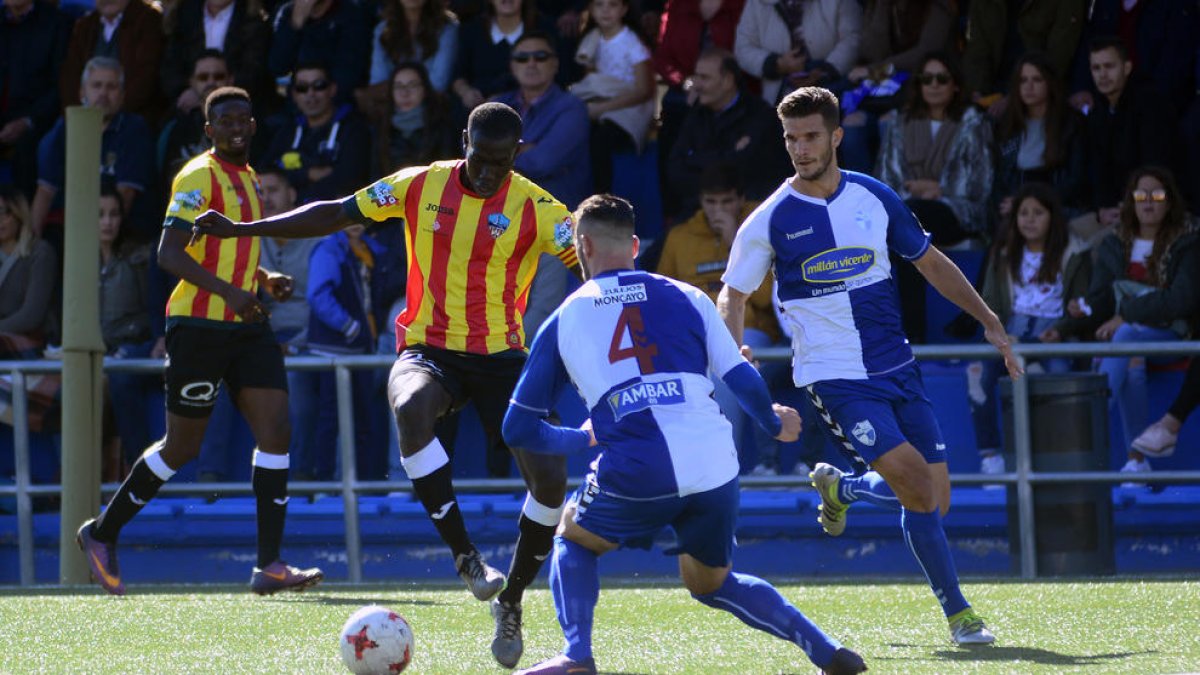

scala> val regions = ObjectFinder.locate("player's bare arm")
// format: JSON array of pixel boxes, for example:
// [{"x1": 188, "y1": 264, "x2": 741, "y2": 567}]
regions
[
  {"x1": 717, "y1": 284, "x2": 750, "y2": 351},
  {"x1": 193, "y1": 199, "x2": 356, "y2": 241},
  {"x1": 158, "y1": 227, "x2": 268, "y2": 322},
  {"x1": 256, "y1": 267, "x2": 294, "y2": 302},
  {"x1": 912, "y1": 246, "x2": 1023, "y2": 380}
]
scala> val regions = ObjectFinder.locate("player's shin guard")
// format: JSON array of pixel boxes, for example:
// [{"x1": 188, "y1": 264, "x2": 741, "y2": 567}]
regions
[
  {"x1": 901, "y1": 508, "x2": 969, "y2": 617},
  {"x1": 499, "y1": 493, "x2": 562, "y2": 605},
  {"x1": 549, "y1": 536, "x2": 599, "y2": 663},
  {"x1": 94, "y1": 442, "x2": 173, "y2": 541},
  {"x1": 693, "y1": 572, "x2": 840, "y2": 669},
  {"x1": 252, "y1": 450, "x2": 290, "y2": 567},
  {"x1": 840, "y1": 470, "x2": 900, "y2": 509},
  {"x1": 402, "y1": 438, "x2": 474, "y2": 558}
]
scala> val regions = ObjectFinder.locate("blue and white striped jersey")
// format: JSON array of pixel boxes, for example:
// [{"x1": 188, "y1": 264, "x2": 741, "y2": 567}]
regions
[
  {"x1": 722, "y1": 170, "x2": 931, "y2": 387},
  {"x1": 509, "y1": 269, "x2": 745, "y2": 499}
]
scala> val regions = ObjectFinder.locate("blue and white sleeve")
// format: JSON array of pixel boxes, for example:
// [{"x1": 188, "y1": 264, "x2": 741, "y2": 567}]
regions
[
  {"x1": 720, "y1": 209, "x2": 775, "y2": 294},
  {"x1": 693, "y1": 289, "x2": 782, "y2": 438},
  {"x1": 878, "y1": 182, "x2": 932, "y2": 261},
  {"x1": 502, "y1": 316, "x2": 592, "y2": 455}
]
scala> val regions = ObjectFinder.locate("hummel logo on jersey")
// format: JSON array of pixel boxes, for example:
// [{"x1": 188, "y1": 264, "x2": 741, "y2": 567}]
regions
[
  {"x1": 785, "y1": 227, "x2": 814, "y2": 240},
  {"x1": 852, "y1": 420, "x2": 877, "y2": 447},
  {"x1": 607, "y1": 378, "x2": 685, "y2": 420},
  {"x1": 430, "y1": 501, "x2": 455, "y2": 520}
]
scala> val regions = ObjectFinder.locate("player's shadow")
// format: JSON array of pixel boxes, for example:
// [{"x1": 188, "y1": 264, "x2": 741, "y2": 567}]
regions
[
  {"x1": 287, "y1": 595, "x2": 442, "y2": 607},
  {"x1": 880, "y1": 643, "x2": 1152, "y2": 667}
]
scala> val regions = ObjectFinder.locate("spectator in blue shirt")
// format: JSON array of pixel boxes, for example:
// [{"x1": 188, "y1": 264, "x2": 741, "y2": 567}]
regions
[
  {"x1": 269, "y1": 0, "x2": 371, "y2": 105},
  {"x1": 493, "y1": 31, "x2": 591, "y2": 210},
  {"x1": 31, "y1": 57, "x2": 155, "y2": 241}
]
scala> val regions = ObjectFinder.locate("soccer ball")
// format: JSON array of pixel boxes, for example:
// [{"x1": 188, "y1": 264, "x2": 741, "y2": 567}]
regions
[{"x1": 339, "y1": 605, "x2": 414, "y2": 674}]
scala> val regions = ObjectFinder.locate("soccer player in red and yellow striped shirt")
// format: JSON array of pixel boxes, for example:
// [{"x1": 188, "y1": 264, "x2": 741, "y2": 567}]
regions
[
  {"x1": 77, "y1": 87, "x2": 324, "y2": 597},
  {"x1": 196, "y1": 103, "x2": 581, "y2": 664}
]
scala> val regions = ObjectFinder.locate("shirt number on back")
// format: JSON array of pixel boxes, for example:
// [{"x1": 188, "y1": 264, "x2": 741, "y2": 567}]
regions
[{"x1": 608, "y1": 305, "x2": 658, "y2": 374}]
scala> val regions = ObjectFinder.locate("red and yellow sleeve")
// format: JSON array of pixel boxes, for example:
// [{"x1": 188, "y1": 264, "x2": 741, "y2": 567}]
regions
[
  {"x1": 350, "y1": 166, "x2": 424, "y2": 223},
  {"x1": 163, "y1": 159, "x2": 214, "y2": 231},
  {"x1": 533, "y1": 190, "x2": 578, "y2": 269}
]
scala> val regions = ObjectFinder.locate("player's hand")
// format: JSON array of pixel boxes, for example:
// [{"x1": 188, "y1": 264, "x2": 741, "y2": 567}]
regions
[
  {"x1": 224, "y1": 286, "x2": 269, "y2": 323},
  {"x1": 192, "y1": 210, "x2": 238, "y2": 245},
  {"x1": 580, "y1": 418, "x2": 598, "y2": 447},
  {"x1": 772, "y1": 404, "x2": 801, "y2": 443},
  {"x1": 263, "y1": 272, "x2": 294, "y2": 302},
  {"x1": 984, "y1": 322, "x2": 1023, "y2": 380},
  {"x1": 150, "y1": 336, "x2": 167, "y2": 359}
]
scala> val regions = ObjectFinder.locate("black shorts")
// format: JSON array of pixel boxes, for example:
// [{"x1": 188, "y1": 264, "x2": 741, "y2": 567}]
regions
[
  {"x1": 389, "y1": 344, "x2": 526, "y2": 436},
  {"x1": 165, "y1": 321, "x2": 287, "y2": 418}
]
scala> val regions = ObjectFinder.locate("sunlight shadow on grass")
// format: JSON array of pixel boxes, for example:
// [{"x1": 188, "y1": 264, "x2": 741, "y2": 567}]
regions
[{"x1": 876, "y1": 643, "x2": 1151, "y2": 667}]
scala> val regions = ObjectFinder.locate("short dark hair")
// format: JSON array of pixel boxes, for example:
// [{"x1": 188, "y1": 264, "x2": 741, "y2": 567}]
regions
[
  {"x1": 292, "y1": 61, "x2": 332, "y2": 83},
  {"x1": 777, "y1": 86, "x2": 840, "y2": 129},
  {"x1": 1088, "y1": 35, "x2": 1129, "y2": 61},
  {"x1": 513, "y1": 29, "x2": 556, "y2": 53},
  {"x1": 699, "y1": 162, "x2": 743, "y2": 196},
  {"x1": 193, "y1": 48, "x2": 226, "y2": 70},
  {"x1": 205, "y1": 86, "x2": 252, "y2": 121},
  {"x1": 256, "y1": 165, "x2": 290, "y2": 183},
  {"x1": 575, "y1": 194, "x2": 635, "y2": 238},
  {"x1": 467, "y1": 101, "x2": 523, "y2": 141},
  {"x1": 698, "y1": 47, "x2": 742, "y2": 89}
]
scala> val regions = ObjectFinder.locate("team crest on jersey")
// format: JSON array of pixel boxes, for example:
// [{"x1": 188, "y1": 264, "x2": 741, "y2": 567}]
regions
[
  {"x1": 487, "y1": 212, "x2": 511, "y2": 238},
  {"x1": 554, "y1": 216, "x2": 574, "y2": 250},
  {"x1": 607, "y1": 378, "x2": 685, "y2": 421},
  {"x1": 367, "y1": 181, "x2": 398, "y2": 207},
  {"x1": 168, "y1": 189, "x2": 206, "y2": 214},
  {"x1": 852, "y1": 420, "x2": 877, "y2": 447}
]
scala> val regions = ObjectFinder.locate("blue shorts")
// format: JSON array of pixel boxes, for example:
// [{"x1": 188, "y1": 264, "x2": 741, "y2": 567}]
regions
[
  {"x1": 570, "y1": 473, "x2": 738, "y2": 568},
  {"x1": 805, "y1": 363, "x2": 946, "y2": 467}
]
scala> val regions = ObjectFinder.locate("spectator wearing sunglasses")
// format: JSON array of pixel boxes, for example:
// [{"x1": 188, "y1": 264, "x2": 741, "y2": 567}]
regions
[
  {"x1": 493, "y1": 31, "x2": 590, "y2": 210},
  {"x1": 1080, "y1": 166, "x2": 1200, "y2": 479},
  {"x1": 452, "y1": 0, "x2": 556, "y2": 113},
  {"x1": 268, "y1": 0, "x2": 371, "y2": 106},
  {"x1": 262, "y1": 62, "x2": 372, "y2": 204},
  {"x1": 876, "y1": 52, "x2": 992, "y2": 343}
]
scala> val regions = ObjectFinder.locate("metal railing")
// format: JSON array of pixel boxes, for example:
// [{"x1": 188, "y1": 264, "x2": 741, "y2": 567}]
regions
[{"x1": 3, "y1": 341, "x2": 1199, "y2": 585}]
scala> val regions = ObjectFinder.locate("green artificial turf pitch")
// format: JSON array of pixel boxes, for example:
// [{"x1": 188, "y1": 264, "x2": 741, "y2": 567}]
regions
[{"x1": 1, "y1": 579, "x2": 1197, "y2": 673}]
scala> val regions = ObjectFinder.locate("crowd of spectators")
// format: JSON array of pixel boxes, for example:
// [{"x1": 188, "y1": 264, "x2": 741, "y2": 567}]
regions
[{"x1": 1, "y1": 0, "x2": 1198, "y2": 486}]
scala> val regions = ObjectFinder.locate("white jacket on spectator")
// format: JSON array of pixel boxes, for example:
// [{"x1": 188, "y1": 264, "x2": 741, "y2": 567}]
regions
[{"x1": 735, "y1": 0, "x2": 862, "y2": 104}]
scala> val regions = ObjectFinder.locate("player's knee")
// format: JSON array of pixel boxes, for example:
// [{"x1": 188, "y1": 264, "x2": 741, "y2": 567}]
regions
[
  {"x1": 680, "y1": 556, "x2": 729, "y2": 596},
  {"x1": 392, "y1": 398, "x2": 438, "y2": 452}
]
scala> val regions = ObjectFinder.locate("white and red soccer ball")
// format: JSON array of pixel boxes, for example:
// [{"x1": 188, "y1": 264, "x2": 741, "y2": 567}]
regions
[{"x1": 339, "y1": 605, "x2": 414, "y2": 674}]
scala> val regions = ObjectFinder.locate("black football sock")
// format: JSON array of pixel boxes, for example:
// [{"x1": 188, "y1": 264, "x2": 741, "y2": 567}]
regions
[
  {"x1": 498, "y1": 514, "x2": 557, "y2": 605},
  {"x1": 94, "y1": 445, "x2": 173, "y2": 542},
  {"x1": 402, "y1": 438, "x2": 474, "y2": 559},
  {"x1": 252, "y1": 451, "x2": 290, "y2": 568}
]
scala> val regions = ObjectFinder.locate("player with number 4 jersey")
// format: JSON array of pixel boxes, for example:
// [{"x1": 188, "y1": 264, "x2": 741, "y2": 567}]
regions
[{"x1": 503, "y1": 195, "x2": 866, "y2": 675}]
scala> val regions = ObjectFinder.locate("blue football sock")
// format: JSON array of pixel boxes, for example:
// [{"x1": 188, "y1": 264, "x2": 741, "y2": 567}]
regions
[
  {"x1": 839, "y1": 470, "x2": 900, "y2": 510},
  {"x1": 549, "y1": 536, "x2": 599, "y2": 662},
  {"x1": 902, "y1": 508, "x2": 969, "y2": 617},
  {"x1": 694, "y1": 572, "x2": 840, "y2": 669}
]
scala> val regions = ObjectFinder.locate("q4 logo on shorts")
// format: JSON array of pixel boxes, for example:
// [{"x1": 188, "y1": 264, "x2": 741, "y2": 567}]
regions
[
  {"x1": 852, "y1": 419, "x2": 877, "y2": 447},
  {"x1": 607, "y1": 378, "x2": 685, "y2": 421},
  {"x1": 168, "y1": 189, "x2": 206, "y2": 214},
  {"x1": 179, "y1": 381, "x2": 219, "y2": 407}
]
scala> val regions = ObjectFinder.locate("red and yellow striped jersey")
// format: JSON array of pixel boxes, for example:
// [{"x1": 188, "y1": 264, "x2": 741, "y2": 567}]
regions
[
  {"x1": 349, "y1": 160, "x2": 578, "y2": 354},
  {"x1": 163, "y1": 150, "x2": 263, "y2": 325}
]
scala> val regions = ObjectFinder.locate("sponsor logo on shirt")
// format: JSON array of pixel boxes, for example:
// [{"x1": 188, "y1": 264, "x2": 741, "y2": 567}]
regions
[
  {"x1": 802, "y1": 246, "x2": 876, "y2": 283},
  {"x1": 169, "y1": 189, "x2": 206, "y2": 214},
  {"x1": 593, "y1": 283, "x2": 647, "y2": 307},
  {"x1": 425, "y1": 203, "x2": 455, "y2": 215},
  {"x1": 367, "y1": 181, "x2": 398, "y2": 207},
  {"x1": 785, "y1": 227, "x2": 814, "y2": 240},
  {"x1": 607, "y1": 378, "x2": 685, "y2": 421},
  {"x1": 554, "y1": 216, "x2": 574, "y2": 250}
]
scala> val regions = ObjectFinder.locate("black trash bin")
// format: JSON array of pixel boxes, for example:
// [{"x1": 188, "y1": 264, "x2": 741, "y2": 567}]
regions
[{"x1": 1000, "y1": 373, "x2": 1114, "y2": 576}]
